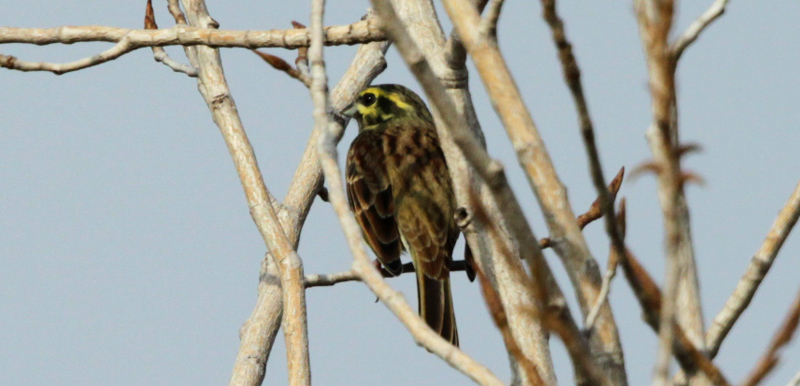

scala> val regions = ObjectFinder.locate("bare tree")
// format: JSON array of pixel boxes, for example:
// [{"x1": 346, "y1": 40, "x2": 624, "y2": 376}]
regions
[{"x1": 2, "y1": 0, "x2": 799, "y2": 385}]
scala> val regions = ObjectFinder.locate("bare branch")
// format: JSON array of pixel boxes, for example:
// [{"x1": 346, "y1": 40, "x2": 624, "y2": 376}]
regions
[
  {"x1": 252, "y1": 50, "x2": 312, "y2": 87},
  {"x1": 479, "y1": 0, "x2": 505, "y2": 37},
  {"x1": 228, "y1": 39, "x2": 389, "y2": 386},
  {"x1": 0, "y1": 20, "x2": 385, "y2": 74},
  {"x1": 304, "y1": 270, "x2": 360, "y2": 287},
  {"x1": 671, "y1": 0, "x2": 731, "y2": 61},
  {"x1": 635, "y1": 0, "x2": 707, "y2": 382},
  {"x1": 474, "y1": 265, "x2": 546, "y2": 386},
  {"x1": 585, "y1": 198, "x2": 627, "y2": 331},
  {"x1": 539, "y1": 167, "x2": 624, "y2": 250},
  {"x1": 741, "y1": 286, "x2": 800, "y2": 386},
  {"x1": 539, "y1": 0, "x2": 627, "y2": 323},
  {"x1": 144, "y1": 0, "x2": 197, "y2": 77},
  {"x1": 305, "y1": 260, "x2": 474, "y2": 288},
  {"x1": 0, "y1": 20, "x2": 384, "y2": 48},
  {"x1": 165, "y1": 0, "x2": 200, "y2": 71},
  {"x1": 0, "y1": 39, "x2": 131, "y2": 74},
  {"x1": 705, "y1": 182, "x2": 800, "y2": 357},
  {"x1": 577, "y1": 167, "x2": 625, "y2": 230},
  {"x1": 440, "y1": 2, "x2": 627, "y2": 382},
  {"x1": 229, "y1": 253, "x2": 284, "y2": 386},
  {"x1": 172, "y1": 1, "x2": 312, "y2": 385},
  {"x1": 469, "y1": 191, "x2": 609, "y2": 386}
]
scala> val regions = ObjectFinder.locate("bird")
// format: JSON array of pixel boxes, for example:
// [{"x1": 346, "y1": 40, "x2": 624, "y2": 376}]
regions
[{"x1": 343, "y1": 84, "x2": 460, "y2": 346}]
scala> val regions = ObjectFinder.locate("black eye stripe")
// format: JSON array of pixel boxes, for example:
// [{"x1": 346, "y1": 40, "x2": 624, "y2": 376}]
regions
[
  {"x1": 361, "y1": 93, "x2": 376, "y2": 106},
  {"x1": 377, "y1": 95, "x2": 394, "y2": 112}
]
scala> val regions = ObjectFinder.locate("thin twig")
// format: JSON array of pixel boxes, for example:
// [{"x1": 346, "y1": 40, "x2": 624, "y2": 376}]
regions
[
  {"x1": 741, "y1": 286, "x2": 800, "y2": 386},
  {"x1": 479, "y1": 0, "x2": 505, "y2": 37},
  {"x1": 0, "y1": 21, "x2": 383, "y2": 47},
  {"x1": 470, "y1": 192, "x2": 609, "y2": 386},
  {"x1": 635, "y1": 0, "x2": 708, "y2": 382},
  {"x1": 585, "y1": 198, "x2": 627, "y2": 331},
  {"x1": 165, "y1": 0, "x2": 199, "y2": 70},
  {"x1": 440, "y1": 2, "x2": 628, "y2": 383},
  {"x1": 252, "y1": 50, "x2": 312, "y2": 87},
  {"x1": 670, "y1": 0, "x2": 731, "y2": 61},
  {"x1": 304, "y1": 260, "x2": 474, "y2": 288},
  {"x1": 144, "y1": 0, "x2": 197, "y2": 77},
  {"x1": 444, "y1": 0, "x2": 490, "y2": 70},
  {"x1": 539, "y1": 167, "x2": 624, "y2": 250},
  {"x1": 539, "y1": 0, "x2": 627, "y2": 303},
  {"x1": 705, "y1": 181, "x2": 800, "y2": 357},
  {"x1": 0, "y1": 20, "x2": 385, "y2": 74}
]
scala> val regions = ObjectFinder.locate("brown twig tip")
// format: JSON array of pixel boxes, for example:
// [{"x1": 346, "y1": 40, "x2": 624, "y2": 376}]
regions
[
  {"x1": 144, "y1": 0, "x2": 158, "y2": 30},
  {"x1": 609, "y1": 166, "x2": 625, "y2": 194},
  {"x1": 676, "y1": 143, "x2": 703, "y2": 158},
  {"x1": 630, "y1": 161, "x2": 663, "y2": 181},
  {"x1": 680, "y1": 171, "x2": 705, "y2": 187},
  {"x1": 253, "y1": 50, "x2": 294, "y2": 72},
  {"x1": 291, "y1": 21, "x2": 310, "y2": 63},
  {"x1": 742, "y1": 286, "x2": 800, "y2": 386},
  {"x1": 620, "y1": 249, "x2": 663, "y2": 326},
  {"x1": 252, "y1": 49, "x2": 311, "y2": 87},
  {"x1": 577, "y1": 166, "x2": 625, "y2": 229}
]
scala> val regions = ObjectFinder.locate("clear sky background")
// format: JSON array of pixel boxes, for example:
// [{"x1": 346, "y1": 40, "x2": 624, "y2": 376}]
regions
[{"x1": 2, "y1": 1, "x2": 799, "y2": 385}]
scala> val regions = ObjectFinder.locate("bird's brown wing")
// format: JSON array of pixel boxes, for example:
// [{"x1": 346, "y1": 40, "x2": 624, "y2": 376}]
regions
[
  {"x1": 346, "y1": 129, "x2": 403, "y2": 275},
  {"x1": 385, "y1": 125, "x2": 459, "y2": 345}
]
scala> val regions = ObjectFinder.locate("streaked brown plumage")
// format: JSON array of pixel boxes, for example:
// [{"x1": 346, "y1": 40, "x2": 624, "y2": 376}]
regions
[{"x1": 344, "y1": 84, "x2": 459, "y2": 346}]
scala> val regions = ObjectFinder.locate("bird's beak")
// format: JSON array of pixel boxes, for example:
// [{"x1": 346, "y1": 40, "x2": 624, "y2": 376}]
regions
[{"x1": 342, "y1": 102, "x2": 358, "y2": 117}]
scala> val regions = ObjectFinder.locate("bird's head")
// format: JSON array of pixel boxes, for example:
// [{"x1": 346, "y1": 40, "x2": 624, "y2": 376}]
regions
[{"x1": 343, "y1": 84, "x2": 433, "y2": 131}]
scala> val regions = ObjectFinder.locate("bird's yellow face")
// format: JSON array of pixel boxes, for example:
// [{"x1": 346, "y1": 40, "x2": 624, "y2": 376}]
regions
[{"x1": 343, "y1": 84, "x2": 433, "y2": 131}]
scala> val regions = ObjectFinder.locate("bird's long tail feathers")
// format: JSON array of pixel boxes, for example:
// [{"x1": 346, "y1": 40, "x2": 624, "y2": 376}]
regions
[{"x1": 417, "y1": 272, "x2": 459, "y2": 347}]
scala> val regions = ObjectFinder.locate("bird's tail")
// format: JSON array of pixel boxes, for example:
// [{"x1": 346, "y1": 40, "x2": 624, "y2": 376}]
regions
[{"x1": 417, "y1": 272, "x2": 459, "y2": 346}]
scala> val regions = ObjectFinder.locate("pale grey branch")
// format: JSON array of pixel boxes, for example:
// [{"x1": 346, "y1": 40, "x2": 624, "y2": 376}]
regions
[{"x1": 671, "y1": 0, "x2": 730, "y2": 61}]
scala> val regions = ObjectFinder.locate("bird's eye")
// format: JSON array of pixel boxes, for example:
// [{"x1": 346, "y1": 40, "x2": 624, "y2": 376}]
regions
[{"x1": 361, "y1": 93, "x2": 376, "y2": 107}]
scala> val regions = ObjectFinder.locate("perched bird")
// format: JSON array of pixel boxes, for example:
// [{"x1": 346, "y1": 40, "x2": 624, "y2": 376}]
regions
[{"x1": 343, "y1": 84, "x2": 460, "y2": 346}]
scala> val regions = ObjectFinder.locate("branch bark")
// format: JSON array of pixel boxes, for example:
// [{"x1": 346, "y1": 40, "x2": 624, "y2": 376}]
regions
[
  {"x1": 440, "y1": 0, "x2": 627, "y2": 384},
  {"x1": 670, "y1": 0, "x2": 731, "y2": 61},
  {"x1": 634, "y1": 1, "x2": 707, "y2": 384},
  {"x1": 0, "y1": 20, "x2": 385, "y2": 74},
  {"x1": 176, "y1": 1, "x2": 312, "y2": 385},
  {"x1": 705, "y1": 181, "x2": 800, "y2": 357}
]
